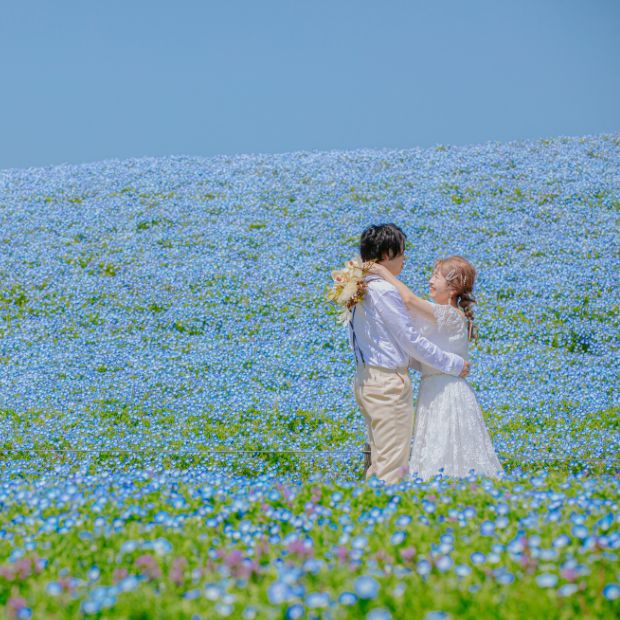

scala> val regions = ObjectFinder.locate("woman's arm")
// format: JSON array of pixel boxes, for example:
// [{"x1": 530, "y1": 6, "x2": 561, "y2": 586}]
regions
[{"x1": 366, "y1": 263, "x2": 436, "y2": 324}]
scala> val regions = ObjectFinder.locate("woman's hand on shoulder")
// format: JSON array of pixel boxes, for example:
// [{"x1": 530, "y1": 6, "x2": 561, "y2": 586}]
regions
[{"x1": 365, "y1": 262, "x2": 392, "y2": 280}]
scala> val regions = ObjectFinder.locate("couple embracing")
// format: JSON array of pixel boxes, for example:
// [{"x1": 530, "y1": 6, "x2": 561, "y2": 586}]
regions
[{"x1": 347, "y1": 223, "x2": 504, "y2": 484}]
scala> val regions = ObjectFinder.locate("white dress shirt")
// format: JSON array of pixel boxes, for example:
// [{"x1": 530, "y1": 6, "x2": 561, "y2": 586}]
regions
[{"x1": 347, "y1": 275, "x2": 465, "y2": 376}]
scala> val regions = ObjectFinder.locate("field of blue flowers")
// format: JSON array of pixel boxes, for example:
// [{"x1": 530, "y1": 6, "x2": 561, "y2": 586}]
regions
[{"x1": 0, "y1": 134, "x2": 618, "y2": 618}]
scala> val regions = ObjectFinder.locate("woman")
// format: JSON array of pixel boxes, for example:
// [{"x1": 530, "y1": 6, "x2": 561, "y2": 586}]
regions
[{"x1": 367, "y1": 255, "x2": 504, "y2": 480}]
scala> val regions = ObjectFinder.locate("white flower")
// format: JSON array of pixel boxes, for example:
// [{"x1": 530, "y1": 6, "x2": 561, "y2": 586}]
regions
[
  {"x1": 337, "y1": 307, "x2": 352, "y2": 325},
  {"x1": 337, "y1": 281, "x2": 358, "y2": 304}
]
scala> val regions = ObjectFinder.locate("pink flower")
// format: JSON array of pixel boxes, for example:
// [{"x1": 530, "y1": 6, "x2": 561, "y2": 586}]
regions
[
  {"x1": 399, "y1": 547, "x2": 416, "y2": 562},
  {"x1": 519, "y1": 554, "x2": 536, "y2": 572},
  {"x1": 286, "y1": 540, "x2": 314, "y2": 558},
  {"x1": 216, "y1": 551, "x2": 259, "y2": 579},
  {"x1": 112, "y1": 567, "x2": 129, "y2": 583},
  {"x1": 373, "y1": 549, "x2": 394, "y2": 565},
  {"x1": 560, "y1": 567, "x2": 578, "y2": 581},
  {"x1": 135, "y1": 554, "x2": 161, "y2": 580},
  {"x1": 335, "y1": 546, "x2": 349, "y2": 562},
  {"x1": 310, "y1": 486, "x2": 322, "y2": 503},
  {"x1": 254, "y1": 538, "x2": 270, "y2": 562},
  {"x1": 59, "y1": 576, "x2": 77, "y2": 593},
  {"x1": 6, "y1": 589, "x2": 28, "y2": 620},
  {"x1": 169, "y1": 557, "x2": 188, "y2": 586},
  {"x1": 15, "y1": 559, "x2": 32, "y2": 580},
  {"x1": 224, "y1": 550, "x2": 244, "y2": 568},
  {"x1": 236, "y1": 560, "x2": 260, "y2": 580}
]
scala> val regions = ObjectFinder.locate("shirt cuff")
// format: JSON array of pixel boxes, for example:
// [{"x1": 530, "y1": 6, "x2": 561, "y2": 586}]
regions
[{"x1": 450, "y1": 354, "x2": 465, "y2": 377}]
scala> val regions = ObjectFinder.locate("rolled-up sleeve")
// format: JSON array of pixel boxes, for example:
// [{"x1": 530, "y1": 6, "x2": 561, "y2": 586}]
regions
[{"x1": 376, "y1": 289, "x2": 465, "y2": 376}]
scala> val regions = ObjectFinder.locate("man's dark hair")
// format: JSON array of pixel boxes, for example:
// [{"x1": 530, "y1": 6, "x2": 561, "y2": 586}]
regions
[{"x1": 360, "y1": 223, "x2": 407, "y2": 262}]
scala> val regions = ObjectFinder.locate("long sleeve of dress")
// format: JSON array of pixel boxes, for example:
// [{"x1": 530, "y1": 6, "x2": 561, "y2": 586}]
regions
[{"x1": 376, "y1": 289, "x2": 465, "y2": 376}]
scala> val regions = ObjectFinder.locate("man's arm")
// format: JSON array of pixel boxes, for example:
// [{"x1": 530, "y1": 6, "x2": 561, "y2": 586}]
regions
[{"x1": 376, "y1": 288, "x2": 466, "y2": 377}]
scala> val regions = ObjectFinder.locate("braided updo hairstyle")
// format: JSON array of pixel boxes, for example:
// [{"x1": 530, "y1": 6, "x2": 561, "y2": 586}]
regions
[{"x1": 432, "y1": 255, "x2": 479, "y2": 343}]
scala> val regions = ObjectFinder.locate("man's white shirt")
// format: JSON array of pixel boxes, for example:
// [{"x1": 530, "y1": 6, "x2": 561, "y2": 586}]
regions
[{"x1": 347, "y1": 275, "x2": 465, "y2": 376}]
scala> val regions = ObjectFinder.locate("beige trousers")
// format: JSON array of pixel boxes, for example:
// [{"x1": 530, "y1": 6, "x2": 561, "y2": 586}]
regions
[{"x1": 354, "y1": 365, "x2": 413, "y2": 485}]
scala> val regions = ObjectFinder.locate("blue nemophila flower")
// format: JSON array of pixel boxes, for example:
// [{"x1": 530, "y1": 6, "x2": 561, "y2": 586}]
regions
[
  {"x1": 338, "y1": 592, "x2": 357, "y2": 606},
  {"x1": 119, "y1": 576, "x2": 139, "y2": 592},
  {"x1": 572, "y1": 524, "x2": 588, "y2": 539},
  {"x1": 81, "y1": 600, "x2": 100, "y2": 615},
  {"x1": 455, "y1": 564, "x2": 471, "y2": 578},
  {"x1": 151, "y1": 538, "x2": 173, "y2": 555},
  {"x1": 603, "y1": 584, "x2": 619, "y2": 600},
  {"x1": 395, "y1": 515, "x2": 412, "y2": 527},
  {"x1": 215, "y1": 602, "x2": 233, "y2": 616},
  {"x1": 463, "y1": 507, "x2": 476, "y2": 519},
  {"x1": 553, "y1": 534, "x2": 570, "y2": 548},
  {"x1": 392, "y1": 582, "x2": 406, "y2": 598},
  {"x1": 417, "y1": 559, "x2": 432, "y2": 576},
  {"x1": 558, "y1": 584, "x2": 578, "y2": 597},
  {"x1": 495, "y1": 571, "x2": 515, "y2": 585},
  {"x1": 495, "y1": 516, "x2": 509, "y2": 529},
  {"x1": 45, "y1": 582, "x2": 62, "y2": 596},
  {"x1": 286, "y1": 604, "x2": 305, "y2": 619},
  {"x1": 354, "y1": 575, "x2": 379, "y2": 599},
  {"x1": 436, "y1": 555, "x2": 453, "y2": 572},
  {"x1": 597, "y1": 513, "x2": 614, "y2": 531},
  {"x1": 268, "y1": 581, "x2": 294, "y2": 605},
  {"x1": 422, "y1": 500, "x2": 436, "y2": 513},
  {"x1": 306, "y1": 592, "x2": 329, "y2": 608},
  {"x1": 496, "y1": 503, "x2": 509, "y2": 515},
  {"x1": 480, "y1": 521, "x2": 495, "y2": 536},
  {"x1": 536, "y1": 573, "x2": 558, "y2": 588},
  {"x1": 204, "y1": 583, "x2": 223, "y2": 601},
  {"x1": 390, "y1": 531, "x2": 406, "y2": 545},
  {"x1": 470, "y1": 552, "x2": 485, "y2": 565}
]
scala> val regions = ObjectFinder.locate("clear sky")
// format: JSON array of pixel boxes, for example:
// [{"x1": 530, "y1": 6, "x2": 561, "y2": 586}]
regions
[{"x1": 1, "y1": 0, "x2": 618, "y2": 170}]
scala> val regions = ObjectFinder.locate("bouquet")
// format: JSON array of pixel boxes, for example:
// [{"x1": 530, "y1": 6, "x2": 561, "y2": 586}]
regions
[{"x1": 326, "y1": 256, "x2": 376, "y2": 324}]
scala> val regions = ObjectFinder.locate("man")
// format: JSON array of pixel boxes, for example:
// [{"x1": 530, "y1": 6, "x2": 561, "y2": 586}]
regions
[{"x1": 350, "y1": 223, "x2": 470, "y2": 484}]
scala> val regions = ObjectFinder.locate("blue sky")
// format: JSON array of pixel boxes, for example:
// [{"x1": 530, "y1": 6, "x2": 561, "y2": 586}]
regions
[{"x1": 1, "y1": 0, "x2": 618, "y2": 170}]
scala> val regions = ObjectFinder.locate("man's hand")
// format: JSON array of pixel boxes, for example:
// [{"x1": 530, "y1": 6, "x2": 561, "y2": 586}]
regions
[{"x1": 459, "y1": 360, "x2": 471, "y2": 378}]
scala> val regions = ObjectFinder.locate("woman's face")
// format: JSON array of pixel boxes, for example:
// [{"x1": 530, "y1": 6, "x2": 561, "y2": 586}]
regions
[{"x1": 429, "y1": 268, "x2": 454, "y2": 304}]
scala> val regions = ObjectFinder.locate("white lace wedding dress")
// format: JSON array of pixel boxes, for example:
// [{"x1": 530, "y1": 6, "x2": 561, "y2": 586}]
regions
[{"x1": 409, "y1": 303, "x2": 505, "y2": 480}]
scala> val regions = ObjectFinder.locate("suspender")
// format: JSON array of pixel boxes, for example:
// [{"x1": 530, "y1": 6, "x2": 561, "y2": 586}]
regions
[{"x1": 349, "y1": 305, "x2": 366, "y2": 366}]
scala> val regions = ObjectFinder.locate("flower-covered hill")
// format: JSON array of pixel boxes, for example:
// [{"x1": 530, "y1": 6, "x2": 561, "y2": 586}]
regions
[
  {"x1": 0, "y1": 133, "x2": 618, "y2": 476},
  {"x1": 0, "y1": 134, "x2": 618, "y2": 619}
]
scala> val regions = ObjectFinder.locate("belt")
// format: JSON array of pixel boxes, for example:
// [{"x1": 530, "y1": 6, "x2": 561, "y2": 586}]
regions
[{"x1": 356, "y1": 364, "x2": 408, "y2": 374}]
